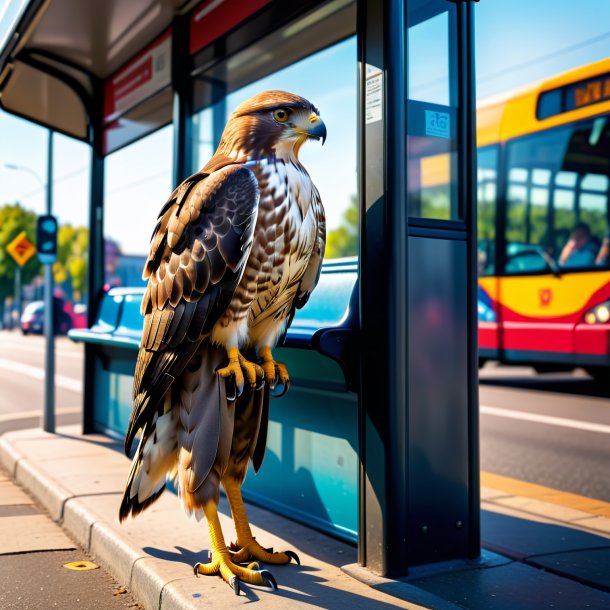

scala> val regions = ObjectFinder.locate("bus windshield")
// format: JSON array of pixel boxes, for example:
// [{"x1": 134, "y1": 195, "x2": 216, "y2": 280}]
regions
[{"x1": 503, "y1": 115, "x2": 610, "y2": 274}]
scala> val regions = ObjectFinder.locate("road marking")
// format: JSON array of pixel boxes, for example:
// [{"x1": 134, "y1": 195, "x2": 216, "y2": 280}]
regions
[
  {"x1": 481, "y1": 404, "x2": 610, "y2": 435},
  {"x1": 0, "y1": 407, "x2": 81, "y2": 423},
  {"x1": 0, "y1": 341, "x2": 82, "y2": 359},
  {"x1": 0, "y1": 358, "x2": 82, "y2": 393},
  {"x1": 481, "y1": 470, "x2": 610, "y2": 519}
]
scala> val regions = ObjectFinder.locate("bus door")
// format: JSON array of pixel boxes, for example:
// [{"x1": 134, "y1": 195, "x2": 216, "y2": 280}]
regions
[{"x1": 498, "y1": 117, "x2": 610, "y2": 364}]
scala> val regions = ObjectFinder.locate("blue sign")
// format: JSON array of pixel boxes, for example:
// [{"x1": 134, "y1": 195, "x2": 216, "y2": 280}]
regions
[{"x1": 425, "y1": 110, "x2": 451, "y2": 139}]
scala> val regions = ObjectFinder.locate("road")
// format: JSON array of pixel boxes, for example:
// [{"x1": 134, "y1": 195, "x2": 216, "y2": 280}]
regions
[
  {"x1": 0, "y1": 330, "x2": 83, "y2": 434},
  {"x1": 1, "y1": 329, "x2": 609, "y2": 504},
  {"x1": 480, "y1": 363, "x2": 610, "y2": 502},
  {"x1": 0, "y1": 330, "x2": 146, "y2": 609}
]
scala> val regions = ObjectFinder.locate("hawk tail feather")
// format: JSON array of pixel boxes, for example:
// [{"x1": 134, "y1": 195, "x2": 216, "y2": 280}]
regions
[{"x1": 119, "y1": 403, "x2": 179, "y2": 521}]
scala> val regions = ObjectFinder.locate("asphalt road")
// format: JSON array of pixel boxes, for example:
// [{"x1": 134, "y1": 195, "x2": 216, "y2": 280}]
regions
[
  {"x1": 1, "y1": 329, "x2": 609, "y2": 505},
  {"x1": 479, "y1": 363, "x2": 610, "y2": 502},
  {"x1": 0, "y1": 331, "x2": 145, "y2": 609},
  {"x1": 0, "y1": 330, "x2": 83, "y2": 434}
]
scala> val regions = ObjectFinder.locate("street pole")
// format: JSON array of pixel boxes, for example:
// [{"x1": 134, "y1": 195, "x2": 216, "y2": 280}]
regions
[
  {"x1": 13, "y1": 266, "x2": 21, "y2": 329},
  {"x1": 43, "y1": 131, "x2": 55, "y2": 433}
]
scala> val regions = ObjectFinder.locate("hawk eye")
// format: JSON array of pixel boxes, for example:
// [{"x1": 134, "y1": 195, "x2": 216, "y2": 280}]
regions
[{"x1": 273, "y1": 109, "x2": 289, "y2": 123}]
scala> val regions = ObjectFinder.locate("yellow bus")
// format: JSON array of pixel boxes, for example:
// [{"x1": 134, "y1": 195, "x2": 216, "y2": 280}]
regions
[{"x1": 476, "y1": 59, "x2": 610, "y2": 382}]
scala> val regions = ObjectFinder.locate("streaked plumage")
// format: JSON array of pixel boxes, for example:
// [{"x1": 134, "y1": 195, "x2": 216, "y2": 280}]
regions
[{"x1": 119, "y1": 91, "x2": 326, "y2": 593}]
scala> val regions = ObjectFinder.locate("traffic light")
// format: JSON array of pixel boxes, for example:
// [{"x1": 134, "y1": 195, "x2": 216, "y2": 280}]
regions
[{"x1": 36, "y1": 214, "x2": 58, "y2": 265}]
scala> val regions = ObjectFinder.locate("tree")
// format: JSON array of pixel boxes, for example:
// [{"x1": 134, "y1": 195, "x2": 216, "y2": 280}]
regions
[
  {"x1": 53, "y1": 225, "x2": 89, "y2": 301},
  {"x1": 325, "y1": 195, "x2": 358, "y2": 259},
  {"x1": 0, "y1": 203, "x2": 42, "y2": 303}
]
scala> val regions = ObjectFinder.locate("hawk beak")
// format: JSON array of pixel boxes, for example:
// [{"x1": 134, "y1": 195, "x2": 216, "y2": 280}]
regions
[{"x1": 307, "y1": 114, "x2": 327, "y2": 145}]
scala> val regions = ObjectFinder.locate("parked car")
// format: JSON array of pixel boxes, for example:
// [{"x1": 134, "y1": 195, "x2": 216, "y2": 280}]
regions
[{"x1": 20, "y1": 299, "x2": 72, "y2": 335}]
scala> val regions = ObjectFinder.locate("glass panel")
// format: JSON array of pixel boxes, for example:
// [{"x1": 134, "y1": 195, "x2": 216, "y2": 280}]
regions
[
  {"x1": 407, "y1": 0, "x2": 459, "y2": 220},
  {"x1": 192, "y1": 36, "x2": 357, "y2": 260},
  {"x1": 0, "y1": 111, "x2": 47, "y2": 328},
  {"x1": 52, "y1": 134, "x2": 91, "y2": 330},
  {"x1": 504, "y1": 117, "x2": 610, "y2": 273},
  {"x1": 103, "y1": 125, "x2": 173, "y2": 287},
  {"x1": 477, "y1": 146, "x2": 498, "y2": 276},
  {"x1": 103, "y1": 89, "x2": 173, "y2": 155}
]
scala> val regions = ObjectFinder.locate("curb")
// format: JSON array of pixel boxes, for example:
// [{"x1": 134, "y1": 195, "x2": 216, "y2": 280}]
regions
[
  {"x1": 0, "y1": 435, "x2": 195, "y2": 610},
  {"x1": 481, "y1": 475, "x2": 610, "y2": 539}
]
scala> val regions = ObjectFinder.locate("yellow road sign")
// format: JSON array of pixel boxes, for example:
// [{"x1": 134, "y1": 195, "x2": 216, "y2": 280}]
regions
[{"x1": 6, "y1": 231, "x2": 36, "y2": 266}]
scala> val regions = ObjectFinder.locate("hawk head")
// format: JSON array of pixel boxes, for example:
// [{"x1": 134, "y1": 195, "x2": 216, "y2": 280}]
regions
[{"x1": 216, "y1": 90, "x2": 327, "y2": 161}]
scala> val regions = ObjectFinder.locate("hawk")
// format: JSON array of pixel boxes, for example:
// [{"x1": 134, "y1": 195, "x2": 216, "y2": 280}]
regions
[{"x1": 119, "y1": 91, "x2": 326, "y2": 594}]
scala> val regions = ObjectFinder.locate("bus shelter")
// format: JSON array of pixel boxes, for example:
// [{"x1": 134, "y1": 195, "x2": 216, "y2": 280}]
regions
[{"x1": 0, "y1": 0, "x2": 479, "y2": 577}]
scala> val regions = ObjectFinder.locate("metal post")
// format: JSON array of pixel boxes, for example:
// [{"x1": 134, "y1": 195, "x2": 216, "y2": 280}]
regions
[
  {"x1": 13, "y1": 266, "x2": 21, "y2": 329},
  {"x1": 172, "y1": 14, "x2": 193, "y2": 183},
  {"x1": 358, "y1": 0, "x2": 479, "y2": 576},
  {"x1": 83, "y1": 75, "x2": 105, "y2": 434},
  {"x1": 43, "y1": 130, "x2": 55, "y2": 433}
]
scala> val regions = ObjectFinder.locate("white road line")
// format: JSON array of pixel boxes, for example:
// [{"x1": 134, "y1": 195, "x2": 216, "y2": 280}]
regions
[
  {"x1": 481, "y1": 404, "x2": 610, "y2": 435},
  {"x1": 0, "y1": 358, "x2": 82, "y2": 393},
  {"x1": 0, "y1": 407, "x2": 81, "y2": 423},
  {"x1": 0, "y1": 341, "x2": 82, "y2": 359}
]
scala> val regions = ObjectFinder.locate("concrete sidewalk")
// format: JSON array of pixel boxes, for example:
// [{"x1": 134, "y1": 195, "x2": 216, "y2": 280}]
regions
[{"x1": 1, "y1": 426, "x2": 610, "y2": 610}]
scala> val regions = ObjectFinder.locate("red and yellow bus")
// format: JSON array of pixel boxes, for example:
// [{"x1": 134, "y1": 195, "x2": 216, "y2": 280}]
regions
[{"x1": 476, "y1": 59, "x2": 610, "y2": 381}]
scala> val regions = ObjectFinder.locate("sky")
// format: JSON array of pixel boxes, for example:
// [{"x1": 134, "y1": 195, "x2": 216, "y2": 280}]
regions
[{"x1": 2, "y1": 0, "x2": 610, "y2": 256}]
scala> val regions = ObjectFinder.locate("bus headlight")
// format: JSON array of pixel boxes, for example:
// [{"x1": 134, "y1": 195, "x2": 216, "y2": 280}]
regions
[{"x1": 584, "y1": 301, "x2": 610, "y2": 324}]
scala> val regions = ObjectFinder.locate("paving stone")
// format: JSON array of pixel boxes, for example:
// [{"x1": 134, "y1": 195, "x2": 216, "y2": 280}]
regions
[
  {"x1": 0, "y1": 480, "x2": 34, "y2": 505},
  {"x1": 482, "y1": 509, "x2": 610, "y2": 559},
  {"x1": 408, "y1": 561, "x2": 610, "y2": 610},
  {"x1": 528, "y1": 547, "x2": 610, "y2": 592},
  {"x1": 0, "y1": 514, "x2": 75, "y2": 554}
]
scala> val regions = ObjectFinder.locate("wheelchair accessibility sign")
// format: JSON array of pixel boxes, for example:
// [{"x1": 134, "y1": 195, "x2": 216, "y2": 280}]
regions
[{"x1": 425, "y1": 110, "x2": 450, "y2": 138}]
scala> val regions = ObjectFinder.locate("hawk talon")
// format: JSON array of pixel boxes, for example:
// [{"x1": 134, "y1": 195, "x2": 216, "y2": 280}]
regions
[
  {"x1": 270, "y1": 379, "x2": 289, "y2": 399},
  {"x1": 217, "y1": 348, "x2": 264, "y2": 396},
  {"x1": 258, "y1": 347, "x2": 290, "y2": 394},
  {"x1": 224, "y1": 378, "x2": 237, "y2": 402},
  {"x1": 260, "y1": 570, "x2": 278, "y2": 591},
  {"x1": 285, "y1": 550, "x2": 301, "y2": 565},
  {"x1": 230, "y1": 576, "x2": 240, "y2": 596}
]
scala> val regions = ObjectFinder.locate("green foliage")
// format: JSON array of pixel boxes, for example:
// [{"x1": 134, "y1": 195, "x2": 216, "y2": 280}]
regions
[
  {"x1": 325, "y1": 195, "x2": 358, "y2": 259},
  {"x1": 0, "y1": 204, "x2": 42, "y2": 301},
  {"x1": 54, "y1": 225, "x2": 89, "y2": 299},
  {"x1": 0, "y1": 203, "x2": 89, "y2": 303}
]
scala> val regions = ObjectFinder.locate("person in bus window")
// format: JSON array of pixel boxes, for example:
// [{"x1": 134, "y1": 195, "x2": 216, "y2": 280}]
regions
[
  {"x1": 558, "y1": 222, "x2": 598, "y2": 268},
  {"x1": 595, "y1": 231, "x2": 610, "y2": 266}
]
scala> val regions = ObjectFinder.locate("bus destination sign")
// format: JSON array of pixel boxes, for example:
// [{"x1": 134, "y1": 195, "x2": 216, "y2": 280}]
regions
[
  {"x1": 567, "y1": 74, "x2": 610, "y2": 111},
  {"x1": 538, "y1": 72, "x2": 610, "y2": 120}
]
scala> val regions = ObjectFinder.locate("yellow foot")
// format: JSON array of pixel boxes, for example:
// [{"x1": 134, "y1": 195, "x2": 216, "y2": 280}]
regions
[
  {"x1": 217, "y1": 347, "x2": 264, "y2": 395},
  {"x1": 229, "y1": 538, "x2": 300, "y2": 566},
  {"x1": 258, "y1": 346, "x2": 290, "y2": 396},
  {"x1": 194, "y1": 552, "x2": 277, "y2": 595}
]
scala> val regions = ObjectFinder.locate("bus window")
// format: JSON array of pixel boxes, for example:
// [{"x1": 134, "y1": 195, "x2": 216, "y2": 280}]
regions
[
  {"x1": 503, "y1": 118, "x2": 610, "y2": 273},
  {"x1": 477, "y1": 146, "x2": 498, "y2": 276}
]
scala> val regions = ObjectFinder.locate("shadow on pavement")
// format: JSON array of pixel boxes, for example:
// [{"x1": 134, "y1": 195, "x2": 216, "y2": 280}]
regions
[
  {"x1": 143, "y1": 542, "x2": 419, "y2": 610},
  {"x1": 481, "y1": 509, "x2": 610, "y2": 593}
]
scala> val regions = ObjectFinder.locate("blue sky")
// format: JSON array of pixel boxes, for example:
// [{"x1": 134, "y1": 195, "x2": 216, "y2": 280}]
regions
[
  {"x1": 475, "y1": 0, "x2": 610, "y2": 99},
  {"x1": 1, "y1": 0, "x2": 610, "y2": 255}
]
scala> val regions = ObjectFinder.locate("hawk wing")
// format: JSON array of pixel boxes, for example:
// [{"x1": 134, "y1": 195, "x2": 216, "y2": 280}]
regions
[{"x1": 124, "y1": 164, "x2": 259, "y2": 455}]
